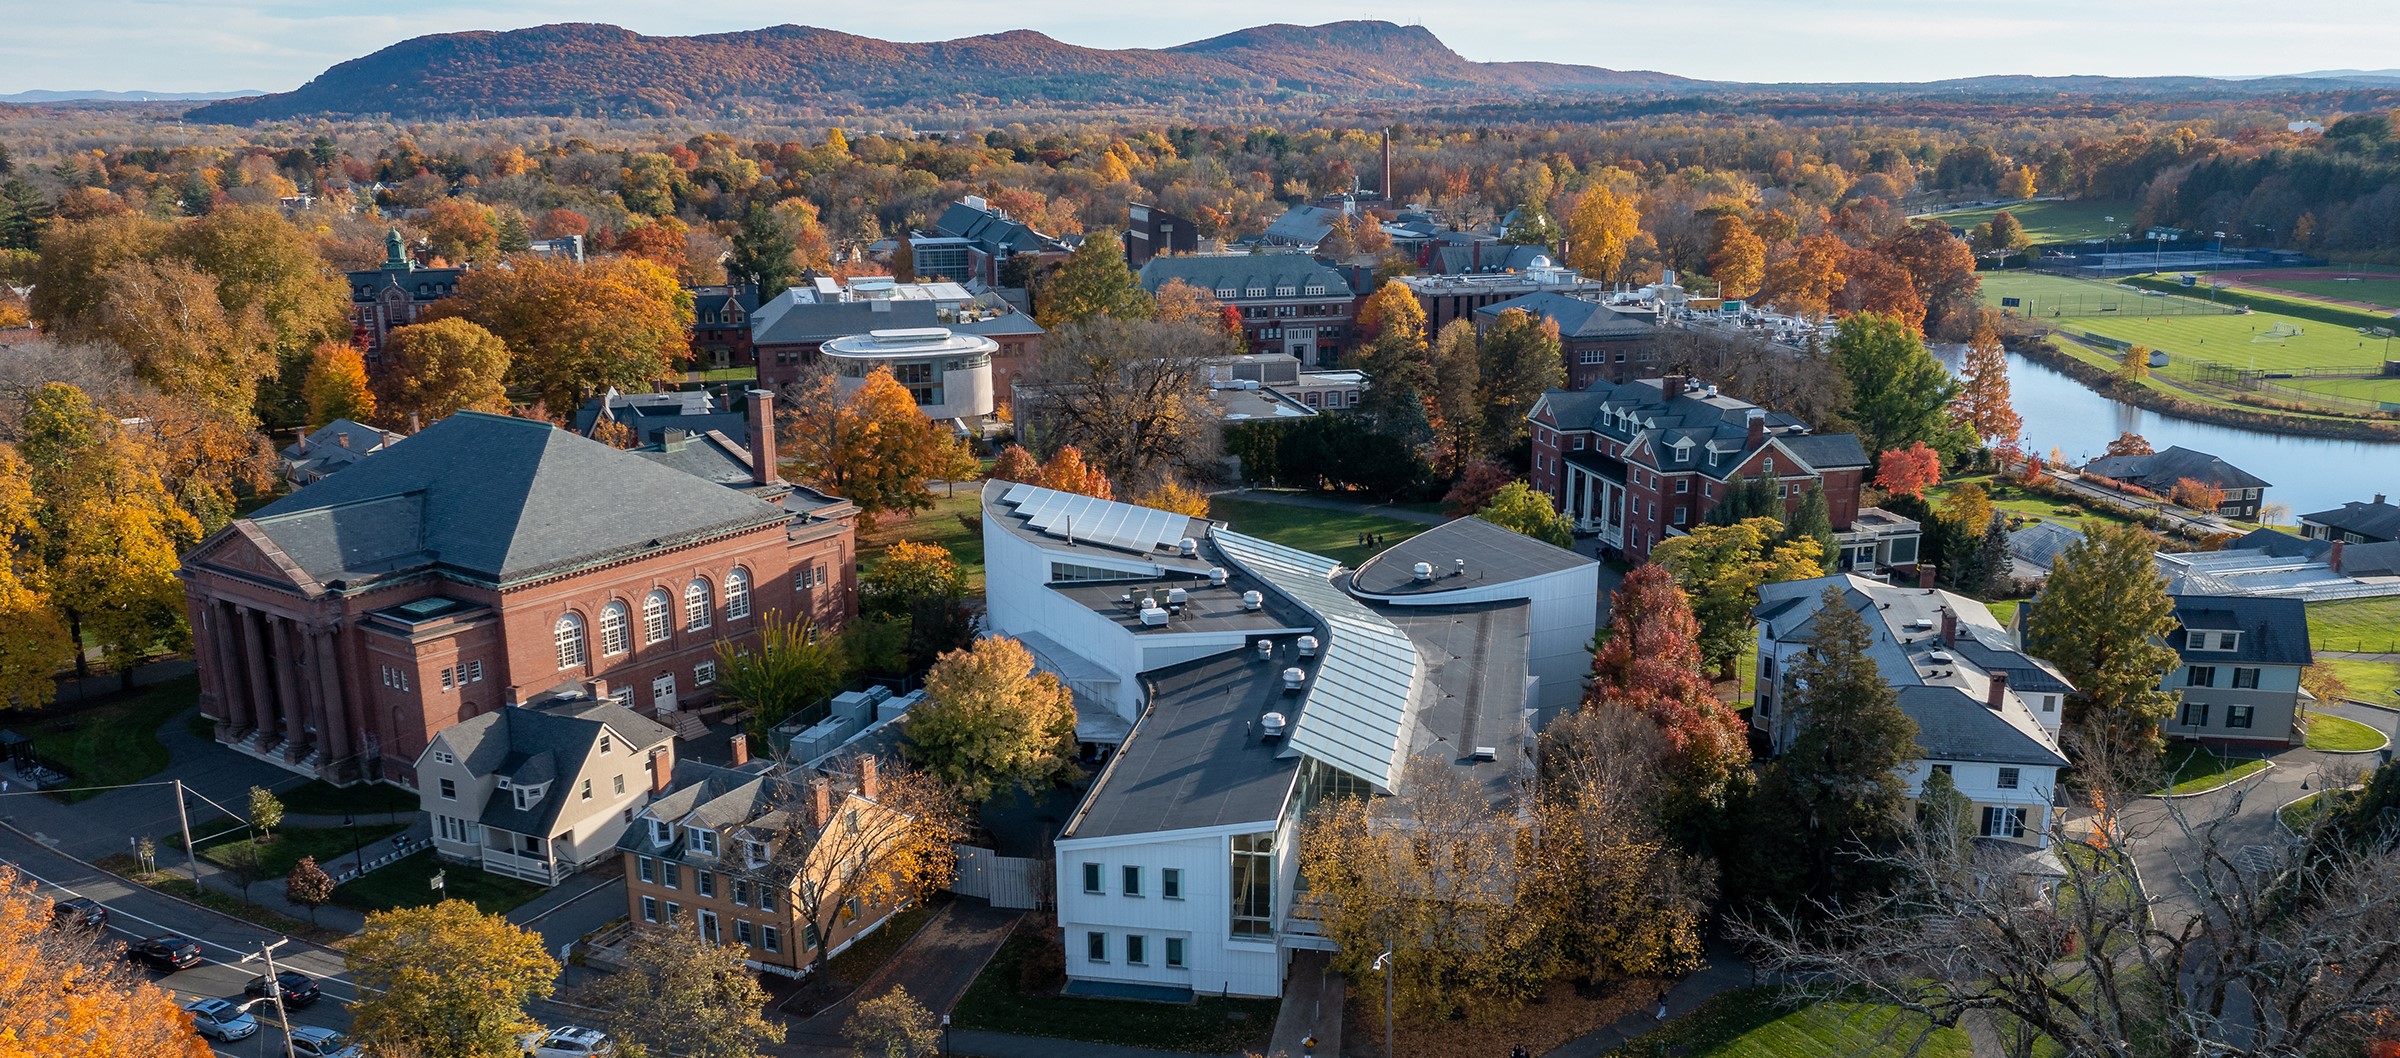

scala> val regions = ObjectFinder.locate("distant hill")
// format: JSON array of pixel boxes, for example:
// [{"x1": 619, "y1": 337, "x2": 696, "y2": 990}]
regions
[
  {"x1": 0, "y1": 89, "x2": 262, "y2": 102},
  {"x1": 184, "y1": 21, "x2": 1692, "y2": 123},
  {"x1": 181, "y1": 20, "x2": 2400, "y2": 125}
]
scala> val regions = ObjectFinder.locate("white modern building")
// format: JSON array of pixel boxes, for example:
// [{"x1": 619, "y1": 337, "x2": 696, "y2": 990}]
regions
[
  {"x1": 1752, "y1": 574, "x2": 2072, "y2": 849},
  {"x1": 981, "y1": 483, "x2": 1597, "y2": 999},
  {"x1": 820, "y1": 327, "x2": 998, "y2": 422}
]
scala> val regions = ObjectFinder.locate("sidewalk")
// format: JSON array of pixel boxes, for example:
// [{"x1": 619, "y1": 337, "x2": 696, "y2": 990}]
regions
[
  {"x1": 779, "y1": 898, "x2": 1021, "y2": 1054},
  {"x1": 1548, "y1": 941, "x2": 1756, "y2": 1058}
]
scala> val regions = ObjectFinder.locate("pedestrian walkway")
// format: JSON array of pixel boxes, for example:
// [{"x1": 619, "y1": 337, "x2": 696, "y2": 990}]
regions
[
  {"x1": 778, "y1": 898, "x2": 1021, "y2": 1055},
  {"x1": 1548, "y1": 941, "x2": 1756, "y2": 1058},
  {"x1": 1265, "y1": 950, "x2": 1343, "y2": 1058}
]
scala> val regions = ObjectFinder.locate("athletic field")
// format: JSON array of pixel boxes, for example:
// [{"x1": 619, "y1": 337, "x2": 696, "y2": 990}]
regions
[
  {"x1": 1924, "y1": 199, "x2": 2135, "y2": 246},
  {"x1": 2208, "y1": 269, "x2": 2400, "y2": 314}
]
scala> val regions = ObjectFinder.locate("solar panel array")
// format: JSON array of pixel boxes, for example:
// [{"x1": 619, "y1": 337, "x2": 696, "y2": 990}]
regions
[
  {"x1": 1210, "y1": 528, "x2": 1419, "y2": 793},
  {"x1": 1001, "y1": 482, "x2": 1193, "y2": 555}
]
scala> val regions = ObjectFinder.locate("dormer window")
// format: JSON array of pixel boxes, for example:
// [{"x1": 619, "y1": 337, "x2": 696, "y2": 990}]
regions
[
  {"x1": 692, "y1": 829, "x2": 719, "y2": 857},
  {"x1": 512, "y1": 783, "x2": 544, "y2": 810},
  {"x1": 2194, "y1": 630, "x2": 2240, "y2": 651},
  {"x1": 743, "y1": 839, "x2": 769, "y2": 866},
  {"x1": 496, "y1": 778, "x2": 512, "y2": 790},
  {"x1": 650, "y1": 819, "x2": 675, "y2": 847},
  {"x1": 1762, "y1": 457, "x2": 1775, "y2": 475}
]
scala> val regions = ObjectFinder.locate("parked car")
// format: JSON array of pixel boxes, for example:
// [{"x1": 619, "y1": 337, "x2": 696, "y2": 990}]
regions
[
  {"x1": 122, "y1": 935, "x2": 203, "y2": 971},
  {"x1": 50, "y1": 897, "x2": 107, "y2": 932},
  {"x1": 243, "y1": 970, "x2": 322, "y2": 1008},
  {"x1": 182, "y1": 998, "x2": 260, "y2": 1042},
  {"x1": 520, "y1": 1026, "x2": 617, "y2": 1058},
  {"x1": 287, "y1": 1026, "x2": 364, "y2": 1058}
]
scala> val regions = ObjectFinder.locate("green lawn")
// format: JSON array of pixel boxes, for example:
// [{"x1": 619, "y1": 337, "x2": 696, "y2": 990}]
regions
[
  {"x1": 18, "y1": 676, "x2": 199, "y2": 801},
  {"x1": 1926, "y1": 199, "x2": 2136, "y2": 246},
  {"x1": 2278, "y1": 788, "x2": 2358, "y2": 834},
  {"x1": 2304, "y1": 713, "x2": 2389, "y2": 752},
  {"x1": 97, "y1": 854, "x2": 350, "y2": 945},
  {"x1": 1984, "y1": 599, "x2": 2022, "y2": 626},
  {"x1": 2225, "y1": 274, "x2": 2400, "y2": 312},
  {"x1": 331, "y1": 849, "x2": 548, "y2": 916},
  {"x1": 196, "y1": 821, "x2": 409, "y2": 878},
  {"x1": 952, "y1": 931, "x2": 1279, "y2": 1054},
  {"x1": 2306, "y1": 597, "x2": 2400, "y2": 654},
  {"x1": 1206, "y1": 496, "x2": 1431, "y2": 567},
  {"x1": 1608, "y1": 987, "x2": 1971, "y2": 1058},
  {"x1": 274, "y1": 779, "x2": 420, "y2": 817},
  {"x1": 1926, "y1": 475, "x2": 2133, "y2": 535},
  {"x1": 2320, "y1": 658, "x2": 2400, "y2": 706},
  {"x1": 860, "y1": 488, "x2": 988, "y2": 592},
  {"x1": 2155, "y1": 742, "x2": 2270, "y2": 796}
]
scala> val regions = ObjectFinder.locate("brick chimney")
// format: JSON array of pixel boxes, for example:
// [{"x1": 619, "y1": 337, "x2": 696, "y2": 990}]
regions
[
  {"x1": 858, "y1": 755, "x2": 880, "y2": 801},
  {"x1": 1940, "y1": 609, "x2": 1957, "y2": 646},
  {"x1": 1918, "y1": 563, "x2": 1938, "y2": 589},
  {"x1": 810, "y1": 778, "x2": 833, "y2": 831},
  {"x1": 729, "y1": 733, "x2": 750, "y2": 767},
  {"x1": 650, "y1": 748, "x2": 673, "y2": 795},
  {"x1": 1986, "y1": 670, "x2": 2010, "y2": 711},
  {"x1": 1745, "y1": 408, "x2": 1766, "y2": 450},
  {"x1": 746, "y1": 389, "x2": 779, "y2": 487},
  {"x1": 2330, "y1": 539, "x2": 2345, "y2": 574},
  {"x1": 407, "y1": 412, "x2": 422, "y2": 434},
  {"x1": 1662, "y1": 374, "x2": 1687, "y2": 401}
]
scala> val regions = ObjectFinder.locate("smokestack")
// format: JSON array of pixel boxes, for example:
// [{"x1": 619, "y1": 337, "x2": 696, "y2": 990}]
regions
[
  {"x1": 810, "y1": 779, "x2": 832, "y2": 831},
  {"x1": 1380, "y1": 127, "x2": 1393, "y2": 201},
  {"x1": 650, "y1": 748, "x2": 673, "y2": 795},
  {"x1": 408, "y1": 412, "x2": 422, "y2": 434},
  {"x1": 746, "y1": 389, "x2": 779, "y2": 486},
  {"x1": 1986, "y1": 671, "x2": 2010, "y2": 711},
  {"x1": 858, "y1": 756, "x2": 879, "y2": 801},
  {"x1": 1940, "y1": 609, "x2": 1957, "y2": 646},
  {"x1": 2329, "y1": 539, "x2": 2345, "y2": 574},
  {"x1": 1745, "y1": 408, "x2": 1766, "y2": 449},
  {"x1": 729, "y1": 733, "x2": 750, "y2": 767},
  {"x1": 1918, "y1": 563, "x2": 1937, "y2": 589}
]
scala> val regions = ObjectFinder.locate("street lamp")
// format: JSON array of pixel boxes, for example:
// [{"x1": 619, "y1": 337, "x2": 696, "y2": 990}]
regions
[
  {"x1": 344, "y1": 814, "x2": 362, "y2": 873},
  {"x1": 1371, "y1": 948, "x2": 1395, "y2": 1058}
]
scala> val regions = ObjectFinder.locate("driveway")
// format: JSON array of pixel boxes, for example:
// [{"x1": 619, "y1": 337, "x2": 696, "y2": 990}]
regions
[{"x1": 777, "y1": 898, "x2": 1021, "y2": 1056}]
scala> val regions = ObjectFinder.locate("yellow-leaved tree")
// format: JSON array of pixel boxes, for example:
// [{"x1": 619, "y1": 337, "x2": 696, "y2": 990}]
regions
[
  {"x1": 347, "y1": 901, "x2": 559, "y2": 1058},
  {"x1": 1565, "y1": 185, "x2": 1641, "y2": 281},
  {"x1": 430, "y1": 254, "x2": 693, "y2": 416},
  {"x1": 300, "y1": 341, "x2": 376, "y2": 426},
  {"x1": 906, "y1": 636, "x2": 1078, "y2": 805},
  {"x1": 0, "y1": 445, "x2": 74, "y2": 709},
  {"x1": 376, "y1": 317, "x2": 513, "y2": 423},
  {"x1": 782, "y1": 365, "x2": 977, "y2": 527}
]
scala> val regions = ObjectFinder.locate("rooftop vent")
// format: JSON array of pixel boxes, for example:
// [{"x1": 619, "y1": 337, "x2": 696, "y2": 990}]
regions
[
  {"x1": 1453, "y1": 558, "x2": 1467, "y2": 577},
  {"x1": 1140, "y1": 606, "x2": 1169, "y2": 628},
  {"x1": 1928, "y1": 650, "x2": 1955, "y2": 664},
  {"x1": 1297, "y1": 635, "x2": 1320, "y2": 657},
  {"x1": 1282, "y1": 667, "x2": 1307, "y2": 692},
  {"x1": 1242, "y1": 590, "x2": 1263, "y2": 612},
  {"x1": 1412, "y1": 561, "x2": 1436, "y2": 582},
  {"x1": 1179, "y1": 537, "x2": 1199, "y2": 557},
  {"x1": 1260, "y1": 711, "x2": 1288, "y2": 740},
  {"x1": 1471, "y1": 746, "x2": 1498, "y2": 762},
  {"x1": 1257, "y1": 639, "x2": 1274, "y2": 660},
  {"x1": 1907, "y1": 618, "x2": 1936, "y2": 631},
  {"x1": 1209, "y1": 566, "x2": 1228, "y2": 586},
  {"x1": 1166, "y1": 587, "x2": 1189, "y2": 611},
  {"x1": 1139, "y1": 595, "x2": 1159, "y2": 611}
]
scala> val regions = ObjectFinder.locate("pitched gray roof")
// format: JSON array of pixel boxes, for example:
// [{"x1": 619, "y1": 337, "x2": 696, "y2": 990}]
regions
[
  {"x1": 239, "y1": 413, "x2": 791, "y2": 590},
  {"x1": 2169, "y1": 595, "x2": 2313, "y2": 667},
  {"x1": 1474, "y1": 291, "x2": 1656, "y2": 339},
  {"x1": 436, "y1": 700, "x2": 675, "y2": 837},
  {"x1": 2081, "y1": 445, "x2": 2269, "y2": 492},
  {"x1": 1264, "y1": 205, "x2": 1342, "y2": 245},
  {"x1": 1137, "y1": 254, "x2": 1354, "y2": 300},
  {"x1": 1782, "y1": 434, "x2": 1872, "y2": 472},
  {"x1": 570, "y1": 390, "x2": 745, "y2": 444},
  {"x1": 1898, "y1": 686, "x2": 2071, "y2": 767},
  {"x1": 2301, "y1": 499, "x2": 2400, "y2": 543}
]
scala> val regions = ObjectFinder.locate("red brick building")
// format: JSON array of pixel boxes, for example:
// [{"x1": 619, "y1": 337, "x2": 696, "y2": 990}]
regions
[
  {"x1": 180, "y1": 396, "x2": 857, "y2": 788},
  {"x1": 1527, "y1": 375, "x2": 1882, "y2": 564}
]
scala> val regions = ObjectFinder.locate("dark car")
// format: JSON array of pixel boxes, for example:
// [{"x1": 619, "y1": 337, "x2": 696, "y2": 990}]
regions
[
  {"x1": 122, "y1": 935, "x2": 203, "y2": 971},
  {"x1": 244, "y1": 970, "x2": 321, "y2": 1008},
  {"x1": 51, "y1": 897, "x2": 107, "y2": 932}
]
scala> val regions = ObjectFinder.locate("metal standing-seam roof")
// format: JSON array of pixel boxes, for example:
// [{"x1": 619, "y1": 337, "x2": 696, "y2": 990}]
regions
[{"x1": 1209, "y1": 528, "x2": 1420, "y2": 792}]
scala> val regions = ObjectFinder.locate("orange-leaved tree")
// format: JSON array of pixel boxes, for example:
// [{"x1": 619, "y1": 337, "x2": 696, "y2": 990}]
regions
[
  {"x1": 2105, "y1": 432, "x2": 2154, "y2": 457},
  {"x1": 301, "y1": 341, "x2": 377, "y2": 426},
  {"x1": 1585, "y1": 564, "x2": 1751, "y2": 813},
  {"x1": 988, "y1": 444, "x2": 1042, "y2": 485},
  {"x1": 1037, "y1": 445, "x2": 1112, "y2": 500},
  {"x1": 1874, "y1": 441, "x2": 1943, "y2": 499},
  {"x1": 429, "y1": 254, "x2": 692, "y2": 415},
  {"x1": 1950, "y1": 313, "x2": 2021, "y2": 449},
  {"x1": 1132, "y1": 480, "x2": 1209, "y2": 518},
  {"x1": 2170, "y1": 478, "x2": 2226, "y2": 513},
  {"x1": 377, "y1": 318, "x2": 513, "y2": 424},
  {"x1": 782, "y1": 365, "x2": 976, "y2": 526},
  {"x1": 0, "y1": 864, "x2": 214, "y2": 1057}
]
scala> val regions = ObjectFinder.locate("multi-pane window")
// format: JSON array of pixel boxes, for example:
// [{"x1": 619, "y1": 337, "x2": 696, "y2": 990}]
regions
[
  {"x1": 1230, "y1": 833, "x2": 1275, "y2": 939},
  {"x1": 600, "y1": 601, "x2": 630, "y2": 655},
  {"x1": 1997, "y1": 767, "x2": 2021, "y2": 790},
  {"x1": 555, "y1": 613, "x2": 585, "y2": 668},
  {"x1": 1981, "y1": 806, "x2": 2027, "y2": 838},
  {"x1": 695, "y1": 660, "x2": 717, "y2": 686},
  {"x1": 736, "y1": 920, "x2": 754, "y2": 946},
  {"x1": 762, "y1": 926, "x2": 780, "y2": 952},
  {"x1": 2182, "y1": 701, "x2": 2213, "y2": 727},
  {"x1": 2233, "y1": 667, "x2": 2260, "y2": 689},
  {"x1": 637, "y1": 857, "x2": 655, "y2": 883},
  {"x1": 725, "y1": 568, "x2": 751, "y2": 620},
  {"x1": 1161, "y1": 868, "x2": 1182, "y2": 900},
  {"x1": 641, "y1": 896, "x2": 658, "y2": 922},
  {"x1": 2228, "y1": 705, "x2": 2255, "y2": 729},
  {"x1": 643, "y1": 590, "x2": 671, "y2": 643},
  {"x1": 697, "y1": 870, "x2": 716, "y2": 898},
  {"x1": 2188, "y1": 666, "x2": 2217, "y2": 688},
  {"x1": 685, "y1": 579, "x2": 712, "y2": 631},
  {"x1": 439, "y1": 778, "x2": 456, "y2": 800},
  {"x1": 1165, "y1": 936, "x2": 1186, "y2": 968}
]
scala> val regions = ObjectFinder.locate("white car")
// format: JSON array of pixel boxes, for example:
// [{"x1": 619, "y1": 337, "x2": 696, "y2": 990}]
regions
[
  {"x1": 182, "y1": 998, "x2": 261, "y2": 1042},
  {"x1": 520, "y1": 1026, "x2": 617, "y2": 1058},
  {"x1": 287, "y1": 1026, "x2": 364, "y2": 1058}
]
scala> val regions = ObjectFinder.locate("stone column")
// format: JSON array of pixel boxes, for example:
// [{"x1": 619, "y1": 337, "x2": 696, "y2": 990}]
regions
[
  {"x1": 311, "y1": 626, "x2": 351, "y2": 779},
  {"x1": 239, "y1": 607, "x2": 277, "y2": 745},
  {"x1": 207, "y1": 599, "x2": 252, "y2": 735},
  {"x1": 272, "y1": 617, "x2": 309, "y2": 762}
]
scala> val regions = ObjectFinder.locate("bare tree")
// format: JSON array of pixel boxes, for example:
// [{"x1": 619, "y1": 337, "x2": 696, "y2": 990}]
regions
[
  {"x1": 1012, "y1": 317, "x2": 1223, "y2": 489},
  {"x1": 746, "y1": 756, "x2": 967, "y2": 985},
  {"x1": 1734, "y1": 774, "x2": 2400, "y2": 1058}
]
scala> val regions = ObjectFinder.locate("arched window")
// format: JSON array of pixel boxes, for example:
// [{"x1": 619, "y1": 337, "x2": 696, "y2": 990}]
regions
[
  {"x1": 685, "y1": 578, "x2": 713, "y2": 632},
  {"x1": 599, "y1": 601, "x2": 630, "y2": 656},
  {"x1": 555, "y1": 613, "x2": 586, "y2": 669},
  {"x1": 724, "y1": 568, "x2": 752, "y2": 620},
  {"x1": 643, "y1": 590, "x2": 672, "y2": 644}
]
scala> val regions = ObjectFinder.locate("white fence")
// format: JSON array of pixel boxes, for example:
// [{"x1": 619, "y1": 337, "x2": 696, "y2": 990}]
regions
[{"x1": 951, "y1": 844, "x2": 1047, "y2": 910}]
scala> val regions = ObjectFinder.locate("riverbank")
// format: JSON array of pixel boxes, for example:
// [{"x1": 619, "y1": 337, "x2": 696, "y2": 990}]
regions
[{"x1": 2011, "y1": 334, "x2": 2400, "y2": 443}]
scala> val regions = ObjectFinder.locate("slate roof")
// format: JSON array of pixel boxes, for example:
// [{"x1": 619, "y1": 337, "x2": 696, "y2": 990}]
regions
[
  {"x1": 630, "y1": 431, "x2": 757, "y2": 488},
  {"x1": 2168, "y1": 596, "x2": 2314, "y2": 666},
  {"x1": 1436, "y1": 243, "x2": 1551, "y2": 276},
  {"x1": 1136, "y1": 254, "x2": 1354, "y2": 301},
  {"x1": 237, "y1": 413, "x2": 791, "y2": 590},
  {"x1": 2081, "y1": 445, "x2": 2270, "y2": 493},
  {"x1": 570, "y1": 390, "x2": 746, "y2": 445},
  {"x1": 1349, "y1": 517, "x2": 1594, "y2": 597},
  {"x1": 1264, "y1": 205, "x2": 1343, "y2": 246},
  {"x1": 2301, "y1": 499, "x2": 2400, "y2": 543},
  {"x1": 934, "y1": 200, "x2": 1066, "y2": 254},
  {"x1": 281, "y1": 419, "x2": 402, "y2": 480},
  {"x1": 1531, "y1": 376, "x2": 1868, "y2": 483},
  {"x1": 1473, "y1": 291, "x2": 1657, "y2": 340},
  {"x1": 433, "y1": 699, "x2": 674, "y2": 838},
  {"x1": 1897, "y1": 686, "x2": 2070, "y2": 767}
]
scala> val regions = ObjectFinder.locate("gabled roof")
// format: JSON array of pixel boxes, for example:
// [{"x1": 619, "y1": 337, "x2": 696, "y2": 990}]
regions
[
  {"x1": 2300, "y1": 499, "x2": 2400, "y2": 543},
  {"x1": 570, "y1": 390, "x2": 746, "y2": 444},
  {"x1": 1136, "y1": 254, "x2": 1354, "y2": 300},
  {"x1": 2081, "y1": 445, "x2": 2270, "y2": 492},
  {"x1": 233, "y1": 413, "x2": 791, "y2": 590},
  {"x1": 2168, "y1": 595, "x2": 2313, "y2": 666},
  {"x1": 934, "y1": 200, "x2": 1065, "y2": 254},
  {"x1": 1898, "y1": 687, "x2": 2070, "y2": 767},
  {"x1": 1264, "y1": 205, "x2": 1342, "y2": 245},
  {"x1": 429, "y1": 699, "x2": 674, "y2": 837},
  {"x1": 1473, "y1": 291, "x2": 1657, "y2": 340},
  {"x1": 281, "y1": 419, "x2": 403, "y2": 477}
]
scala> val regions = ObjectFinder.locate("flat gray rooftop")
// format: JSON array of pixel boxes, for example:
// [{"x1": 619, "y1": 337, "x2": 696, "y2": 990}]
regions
[
  {"x1": 1053, "y1": 572, "x2": 1310, "y2": 636},
  {"x1": 1350, "y1": 517, "x2": 1592, "y2": 597},
  {"x1": 1062, "y1": 638, "x2": 1321, "y2": 840},
  {"x1": 1382, "y1": 601, "x2": 1534, "y2": 809}
]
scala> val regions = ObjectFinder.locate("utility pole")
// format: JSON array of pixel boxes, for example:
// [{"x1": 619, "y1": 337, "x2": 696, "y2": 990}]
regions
[
  {"x1": 241, "y1": 938, "x2": 301, "y2": 1058},
  {"x1": 174, "y1": 779, "x2": 199, "y2": 885}
]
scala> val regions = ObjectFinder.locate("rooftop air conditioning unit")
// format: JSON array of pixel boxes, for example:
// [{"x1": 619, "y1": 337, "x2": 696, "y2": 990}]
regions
[
  {"x1": 1929, "y1": 650, "x2": 1955, "y2": 664},
  {"x1": 1209, "y1": 567, "x2": 1228, "y2": 586},
  {"x1": 1282, "y1": 667, "x2": 1306, "y2": 692},
  {"x1": 1140, "y1": 606, "x2": 1170, "y2": 628},
  {"x1": 1412, "y1": 561, "x2": 1436, "y2": 582},
  {"x1": 1297, "y1": 635, "x2": 1319, "y2": 657},
  {"x1": 1166, "y1": 587, "x2": 1189, "y2": 612},
  {"x1": 1140, "y1": 595, "x2": 1159, "y2": 611},
  {"x1": 1471, "y1": 746, "x2": 1498, "y2": 762},
  {"x1": 1242, "y1": 591, "x2": 1263, "y2": 612}
]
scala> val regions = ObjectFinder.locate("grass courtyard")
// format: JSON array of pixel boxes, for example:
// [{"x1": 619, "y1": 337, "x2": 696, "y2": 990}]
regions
[
  {"x1": 2303, "y1": 713, "x2": 2387, "y2": 752},
  {"x1": 330, "y1": 849, "x2": 548, "y2": 916},
  {"x1": 2155, "y1": 742, "x2": 2270, "y2": 796},
  {"x1": 1609, "y1": 987, "x2": 1971, "y2": 1058},
  {"x1": 1206, "y1": 495, "x2": 1431, "y2": 567},
  {"x1": 2306, "y1": 596, "x2": 2400, "y2": 654},
  {"x1": 1926, "y1": 199, "x2": 2135, "y2": 246},
  {"x1": 18, "y1": 675, "x2": 198, "y2": 801},
  {"x1": 2320, "y1": 658, "x2": 2400, "y2": 706},
  {"x1": 859, "y1": 488, "x2": 988, "y2": 591}
]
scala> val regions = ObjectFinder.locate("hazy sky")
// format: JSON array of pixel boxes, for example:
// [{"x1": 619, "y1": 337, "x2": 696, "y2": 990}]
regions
[{"x1": 6, "y1": 0, "x2": 2397, "y2": 94}]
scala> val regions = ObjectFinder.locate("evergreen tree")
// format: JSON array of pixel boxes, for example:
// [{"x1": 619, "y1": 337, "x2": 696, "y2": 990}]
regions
[
  {"x1": 1739, "y1": 586, "x2": 1920, "y2": 908},
  {"x1": 1783, "y1": 484, "x2": 1838, "y2": 566},
  {"x1": 495, "y1": 209, "x2": 532, "y2": 253},
  {"x1": 0, "y1": 177, "x2": 51, "y2": 252},
  {"x1": 2026, "y1": 522, "x2": 2181, "y2": 759},
  {"x1": 1037, "y1": 230, "x2": 1150, "y2": 327},
  {"x1": 727, "y1": 204, "x2": 798, "y2": 300},
  {"x1": 1832, "y1": 313, "x2": 1965, "y2": 462},
  {"x1": 1975, "y1": 513, "x2": 2014, "y2": 597},
  {"x1": 1708, "y1": 473, "x2": 1783, "y2": 526}
]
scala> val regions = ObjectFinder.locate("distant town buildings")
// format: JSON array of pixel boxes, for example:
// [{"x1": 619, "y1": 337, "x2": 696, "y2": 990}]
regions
[
  {"x1": 348, "y1": 229, "x2": 462, "y2": 355},
  {"x1": 1469, "y1": 289, "x2": 1663, "y2": 389},
  {"x1": 1395, "y1": 260, "x2": 1612, "y2": 333},
  {"x1": 927, "y1": 196, "x2": 1072, "y2": 286},
  {"x1": 1134, "y1": 254, "x2": 1356, "y2": 366},
  {"x1": 688, "y1": 283, "x2": 760, "y2": 372}
]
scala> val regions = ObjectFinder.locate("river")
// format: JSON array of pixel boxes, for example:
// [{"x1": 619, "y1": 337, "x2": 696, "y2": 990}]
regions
[{"x1": 1941, "y1": 349, "x2": 2400, "y2": 519}]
